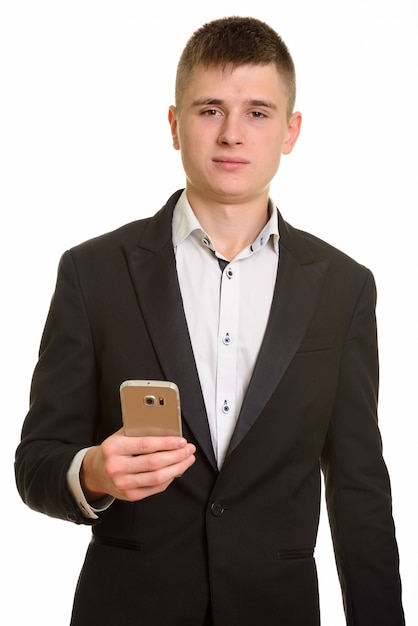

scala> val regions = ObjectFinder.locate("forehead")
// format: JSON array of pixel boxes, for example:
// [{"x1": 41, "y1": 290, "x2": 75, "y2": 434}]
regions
[{"x1": 183, "y1": 63, "x2": 287, "y2": 102}]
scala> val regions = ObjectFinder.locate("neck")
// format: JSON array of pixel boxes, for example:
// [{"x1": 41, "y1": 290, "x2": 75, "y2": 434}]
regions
[{"x1": 186, "y1": 191, "x2": 270, "y2": 260}]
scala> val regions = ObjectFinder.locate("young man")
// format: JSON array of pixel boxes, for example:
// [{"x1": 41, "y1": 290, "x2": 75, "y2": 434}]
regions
[{"x1": 15, "y1": 16, "x2": 404, "y2": 625}]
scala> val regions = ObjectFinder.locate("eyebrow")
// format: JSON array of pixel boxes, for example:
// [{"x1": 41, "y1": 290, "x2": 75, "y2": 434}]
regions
[{"x1": 191, "y1": 97, "x2": 278, "y2": 110}]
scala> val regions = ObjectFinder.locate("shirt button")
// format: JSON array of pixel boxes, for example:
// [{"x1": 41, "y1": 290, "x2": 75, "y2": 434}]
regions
[
  {"x1": 226, "y1": 268, "x2": 233, "y2": 279},
  {"x1": 222, "y1": 333, "x2": 231, "y2": 345},
  {"x1": 210, "y1": 501, "x2": 225, "y2": 517},
  {"x1": 202, "y1": 237, "x2": 210, "y2": 247},
  {"x1": 222, "y1": 401, "x2": 230, "y2": 414}
]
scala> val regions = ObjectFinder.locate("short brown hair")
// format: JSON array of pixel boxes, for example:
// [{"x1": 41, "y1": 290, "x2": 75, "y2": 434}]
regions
[{"x1": 175, "y1": 16, "x2": 296, "y2": 118}]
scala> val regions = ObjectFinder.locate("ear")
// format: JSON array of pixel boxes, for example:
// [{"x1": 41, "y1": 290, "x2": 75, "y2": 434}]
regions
[
  {"x1": 282, "y1": 111, "x2": 302, "y2": 155},
  {"x1": 168, "y1": 106, "x2": 180, "y2": 150}
]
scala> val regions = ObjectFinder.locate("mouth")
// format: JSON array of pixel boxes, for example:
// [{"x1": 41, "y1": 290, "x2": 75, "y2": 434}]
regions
[{"x1": 213, "y1": 157, "x2": 250, "y2": 170}]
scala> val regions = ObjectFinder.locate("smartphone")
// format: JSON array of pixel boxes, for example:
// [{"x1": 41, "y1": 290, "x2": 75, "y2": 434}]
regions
[{"x1": 120, "y1": 380, "x2": 182, "y2": 437}]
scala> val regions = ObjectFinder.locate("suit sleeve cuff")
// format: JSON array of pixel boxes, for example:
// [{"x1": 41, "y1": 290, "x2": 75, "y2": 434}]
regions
[{"x1": 67, "y1": 448, "x2": 115, "y2": 519}]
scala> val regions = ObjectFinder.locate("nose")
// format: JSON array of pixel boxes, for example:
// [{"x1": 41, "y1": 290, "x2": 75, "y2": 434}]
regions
[{"x1": 218, "y1": 114, "x2": 244, "y2": 146}]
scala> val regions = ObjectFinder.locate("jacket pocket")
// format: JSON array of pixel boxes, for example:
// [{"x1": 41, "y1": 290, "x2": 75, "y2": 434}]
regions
[
  {"x1": 297, "y1": 334, "x2": 334, "y2": 353},
  {"x1": 92, "y1": 534, "x2": 144, "y2": 551},
  {"x1": 277, "y1": 548, "x2": 314, "y2": 560}
]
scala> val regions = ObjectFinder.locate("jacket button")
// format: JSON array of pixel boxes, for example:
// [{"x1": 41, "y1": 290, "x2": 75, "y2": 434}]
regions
[{"x1": 210, "y1": 501, "x2": 225, "y2": 517}]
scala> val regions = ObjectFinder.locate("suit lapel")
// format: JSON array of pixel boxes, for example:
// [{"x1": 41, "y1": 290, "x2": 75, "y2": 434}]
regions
[
  {"x1": 123, "y1": 193, "x2": 217, "y2": 468},
  {"x1": 227, "y1": 216, "x2": 328, "y2": 457}
]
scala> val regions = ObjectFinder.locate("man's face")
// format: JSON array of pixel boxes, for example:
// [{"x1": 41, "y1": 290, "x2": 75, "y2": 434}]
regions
[{"x1": 168, "y1": 63, "x2": 301, "y2": 207}]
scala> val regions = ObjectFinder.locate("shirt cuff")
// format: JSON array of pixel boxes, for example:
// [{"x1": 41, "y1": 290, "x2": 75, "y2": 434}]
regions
[{"x1": 67, "y1": 448, "x2": 115, "y2": 519}]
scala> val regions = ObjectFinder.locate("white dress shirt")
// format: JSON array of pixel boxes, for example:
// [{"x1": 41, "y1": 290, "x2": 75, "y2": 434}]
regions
[
  {"x1": 68, "y1": 190, "x2": 280, "y2": 516},
  {"x1": 173, "y1": 190, "x2": 279, "y2": 467}
]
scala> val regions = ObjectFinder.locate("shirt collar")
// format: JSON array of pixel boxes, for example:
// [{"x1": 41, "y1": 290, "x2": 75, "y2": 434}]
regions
[{"x1": 172, "y1": 190, "x2": 280, "y2": 255}]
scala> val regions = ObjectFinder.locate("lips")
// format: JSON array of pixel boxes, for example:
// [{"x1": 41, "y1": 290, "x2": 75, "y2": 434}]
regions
[
  {"x1": 213, "y1": 157, "x2": 249, "y2": 164},
  {"x1": 213, "y1": 156, "x2": 249, "y2": 170}
]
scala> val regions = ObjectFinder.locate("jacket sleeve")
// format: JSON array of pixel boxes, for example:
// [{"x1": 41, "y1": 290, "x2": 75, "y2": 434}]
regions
[
  {"x1": 15, "y1": 250, "x2": 100, "y2": 525},
  {"x1": 321, "y1": 269, "x2": 405, "y2": 625}
]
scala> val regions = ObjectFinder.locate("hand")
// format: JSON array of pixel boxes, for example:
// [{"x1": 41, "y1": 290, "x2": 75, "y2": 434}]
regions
[{"x1": 80, "y1": 428, "x2": 196, "y2": 502}]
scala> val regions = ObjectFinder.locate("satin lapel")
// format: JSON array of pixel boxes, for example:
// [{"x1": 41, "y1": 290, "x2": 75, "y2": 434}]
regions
[
  {"x1": 227, "y1": 223, "x2": 328, "y2": 457},
  {"x1": 123, "y1": 199, "x2": 216, "y2": 469}
]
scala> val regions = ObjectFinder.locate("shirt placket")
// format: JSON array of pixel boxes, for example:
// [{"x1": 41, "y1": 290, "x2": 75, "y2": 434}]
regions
[{"x1": 215, "y1": 261, "x2": 239, "y2": 466}]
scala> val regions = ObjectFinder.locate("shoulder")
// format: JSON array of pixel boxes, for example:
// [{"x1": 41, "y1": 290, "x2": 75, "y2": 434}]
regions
[
  {"x1": 283, "y1": 217, "x2": 371, "y2": 273},
  {"x1": 65, "y1": 190, "x2": 184, "y2": 263},
  {"x1": 70, "y1": 218, "x2": 151, "y2": 255},
  {"x1": 280, "y1": 217, "x2": 376, "y2": 300}
]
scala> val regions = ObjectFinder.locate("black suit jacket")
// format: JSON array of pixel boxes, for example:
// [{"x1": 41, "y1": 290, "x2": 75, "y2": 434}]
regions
[{"x1": 15, "y1": 190, "x2": 404, "y2": 625}]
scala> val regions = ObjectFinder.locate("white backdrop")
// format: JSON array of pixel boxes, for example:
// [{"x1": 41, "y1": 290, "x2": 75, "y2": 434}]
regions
[{"x1": 1, "y1": 1, "x2": 416, "y2": 624}]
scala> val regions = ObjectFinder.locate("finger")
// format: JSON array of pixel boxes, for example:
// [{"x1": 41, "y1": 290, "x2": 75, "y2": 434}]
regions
[
  {"x1": 124, "y1": 435, "x2": 190, "y2": 456},
  {"x1": 118, "y1": 451, "x2": 196, "y2": 499},
  {"x1": 125, "y1": 443, "x2": 196, "y2": 474}
]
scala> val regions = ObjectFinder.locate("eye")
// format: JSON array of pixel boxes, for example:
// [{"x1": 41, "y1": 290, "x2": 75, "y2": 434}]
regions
[
  {"x1": 250, "y1": 110, "x2": 266, "y2": 119},
  {"x1": 202, "y1": 109, "x2": 220, "y2": 117}
]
